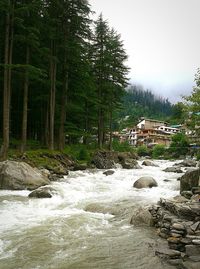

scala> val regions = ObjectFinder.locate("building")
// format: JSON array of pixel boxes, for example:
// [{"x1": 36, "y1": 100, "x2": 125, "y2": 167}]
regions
[
  {"x1": 120, "y1": 117, "x2": 180, "y2": 147},
  {"x1": 137, "y1": 118, "x2": 167, "y2": 130}
]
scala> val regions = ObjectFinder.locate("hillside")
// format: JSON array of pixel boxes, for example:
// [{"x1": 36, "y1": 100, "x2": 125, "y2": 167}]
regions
[{"x1": 117, "y1": 84, "x2": 173, "y2": 129}]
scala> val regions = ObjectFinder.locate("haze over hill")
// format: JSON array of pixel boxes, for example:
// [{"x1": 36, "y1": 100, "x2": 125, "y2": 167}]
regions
[{"x1": 90, "y1": 0, "x2": 200, "y2": 103}]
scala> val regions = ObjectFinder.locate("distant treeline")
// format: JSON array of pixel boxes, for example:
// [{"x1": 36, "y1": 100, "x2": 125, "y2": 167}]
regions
[
  {"x1": 118, "y1": 84, "x2": 173, "y2": 128},
  {"x1": 0, "y1": 0, "x2": 129, "y2": 159}
]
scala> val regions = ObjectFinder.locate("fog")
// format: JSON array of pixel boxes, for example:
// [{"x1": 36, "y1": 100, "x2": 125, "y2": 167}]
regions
[{"x1": 90, "y1": 0, "x2": 200, "y2": 103}]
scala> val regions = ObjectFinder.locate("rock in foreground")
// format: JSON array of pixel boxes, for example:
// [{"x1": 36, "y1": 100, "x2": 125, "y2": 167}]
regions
[
  {"x1": 133, "y1": 176, "x2": 158, "y2": 189},
  {"x1": 0, "y1": 161, "x2": 50, "y2": 190},
  {"x1": 179, "y1": 169, "x2": 200, "y2": 193}
]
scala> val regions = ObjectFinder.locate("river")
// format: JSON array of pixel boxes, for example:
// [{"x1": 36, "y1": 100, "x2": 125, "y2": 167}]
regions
[{"x1": 0, "y1": 160, "x2": 183, "y2": 269}]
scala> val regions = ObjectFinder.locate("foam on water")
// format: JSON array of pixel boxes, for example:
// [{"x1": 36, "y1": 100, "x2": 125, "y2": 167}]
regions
[{"x1": 0, "y1": 159, "x2": 183, "y2": 268}]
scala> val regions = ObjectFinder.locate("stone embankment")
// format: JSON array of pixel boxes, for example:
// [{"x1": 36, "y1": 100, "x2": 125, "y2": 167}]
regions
[{"x1": 149, "y1": 194, "x2": 200, "y2": 269}]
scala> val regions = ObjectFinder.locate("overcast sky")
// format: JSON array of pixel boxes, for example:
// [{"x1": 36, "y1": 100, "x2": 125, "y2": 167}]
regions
[{"x1": 90, "y1": 0, "x2": 200, "y2": 103}]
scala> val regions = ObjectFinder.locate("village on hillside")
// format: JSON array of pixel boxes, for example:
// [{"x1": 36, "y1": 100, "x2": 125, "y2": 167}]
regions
[{"x1": 114, "y1": 117, "x2": 199, "y2": 148}]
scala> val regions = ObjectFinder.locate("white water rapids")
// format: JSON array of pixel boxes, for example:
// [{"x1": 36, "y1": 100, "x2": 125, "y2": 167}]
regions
[{"x1": 0, "y1": 160, "x2": 185, "y2": 269}]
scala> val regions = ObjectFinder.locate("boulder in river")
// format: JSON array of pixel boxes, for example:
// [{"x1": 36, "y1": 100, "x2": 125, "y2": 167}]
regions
[
  {"x1": 163, "y1": 167, "x2": 183, "y2": 173},
  {"x1": 142, "y1": 160, "x2": 158, "y2": 167},
  {"x1": 121, "y1": 158, "x2": 141, "y2": 169},
  {"x1": 0, "y1": 161, "x2": 50, "y2": 190},
  {"x1": 28, "y1": 186, "x2": 56, "y2": 198},
  {"x1": 174, "y1": 160, "x2": 197, "y2": 168},
  {"x1": 133, "y1": 176, "x2": 158, "y2": 189},
  {"x1": 179, "y1": 169, "x2": 200, "y2": 193},
  {"x1": 103, "y1": 170, "x2": 115, "y2": 176}
]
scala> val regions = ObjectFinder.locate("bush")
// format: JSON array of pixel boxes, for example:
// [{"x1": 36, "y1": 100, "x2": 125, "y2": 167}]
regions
[
  {"x1": 137, "y1": 145, "x2": 149, "y2": 156},
  {"x1": 78, "y1": 148, "x2": 89, "y2": 161},
  {"x1": 152, "y1": 144, "x2": 165, "y2": 159},
  {"x1": 168, "y1": 133, "x2": 189, "y2": 158},
  {"x1": 112, "y1": 139, "x2": 134, "y2": 152}
]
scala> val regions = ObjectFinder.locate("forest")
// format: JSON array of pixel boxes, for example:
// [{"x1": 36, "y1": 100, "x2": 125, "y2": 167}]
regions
[
  {"x1": 118, "y1": 84, "x2": 173, "y2": 128},
  {"x1": 0, "y1": 0, "x2": 129, "y2": 160}
]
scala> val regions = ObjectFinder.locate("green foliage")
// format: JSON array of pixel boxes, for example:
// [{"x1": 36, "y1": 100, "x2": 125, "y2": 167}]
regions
[
  {"x1": 117, "y1": 84, "x2": 172, "y2": 129},
  {"x1": 137, "y1": 145, "x2": 149, "y2": 156},
  {"x1": 196, "y1": 151, "x2": 200, "y2": 161},
  {"x1": 168, "y1": 133, "x2": 190, "y2": 158},
  {"x1": 112, "y1": 139, "x2": 134, "y2": 152},
  {"x1": 152, "y1": 144, "x2": 165, "y2": 159},
  {"x1": 78, "y1": 148, "x2": 89, "y2": 161}
]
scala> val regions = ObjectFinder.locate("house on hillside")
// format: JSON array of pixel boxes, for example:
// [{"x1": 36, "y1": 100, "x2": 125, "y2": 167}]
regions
[
  {"x1": 155, "y1": 125, "x2": 180, "y2": 135},
  {"x1": 137, "y1": 128, "x2": 171, "y2": 147},
  {"x1": 137, "y1": 118, "x2": 167, "y2": 129}
]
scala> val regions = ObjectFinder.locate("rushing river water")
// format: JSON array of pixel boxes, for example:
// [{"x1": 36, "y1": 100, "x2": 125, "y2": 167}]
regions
[{"x1": 0, "y1": 160, "x2": 184, "y2": 269}]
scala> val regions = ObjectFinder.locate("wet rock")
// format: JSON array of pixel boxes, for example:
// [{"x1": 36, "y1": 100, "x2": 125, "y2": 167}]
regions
[
  {"x1": 155, "y1": 247, "x2": 181, "y2": 259},
  {"x1": 142, "y1": 160, "x2": 158, "y2": 167},
  {"x1": 130, "y1": 207, "x2": 154, "y2": 226},
  {"x1": 28, "y1": 186, "x2": 56, "y2": 198},
  {"x1": 164, "y1": 179, "x2": 171, "y2": 182},
  {"x1": 181, "y1": 191, "x2": 193, "y2": 199},
  {"x1": 163, "y1": 167, "x2": 183, "y2": 173},
  {"x1": 103, "y1": 170, "x2": 115, "y2": 176},
  {"x1": 179, "y1": 169, "x2": 200, "y2": 193},
  {"x1": 49, "y1": 174, "x2": 64, "y2": 181},
  {"x1": 133, "y1": 176, "x2": 158, "y2": 189},
  {"x1": 91, "y1": 151, "x2": 115, "y2": 169},
  {"x1": 175, "y1": 160, "x2": 197, "y2": 168},
  {"x1": 121, "y1": 158, "x2": 141, "y2": 169},
  {"x1": 73, "y1": 163, "x2": 88, "y2": 171},
  {"x1": 0, "y1": 161, "x2": 50, "y2": 190}
]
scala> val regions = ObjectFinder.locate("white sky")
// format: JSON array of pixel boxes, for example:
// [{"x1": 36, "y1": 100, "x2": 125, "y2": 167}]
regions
[{"x1": 89, "y1": 0, "x2": 200, "y2": 103}]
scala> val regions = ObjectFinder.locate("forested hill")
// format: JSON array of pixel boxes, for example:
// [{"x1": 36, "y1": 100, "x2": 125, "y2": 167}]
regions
[{"x1": 118, "y1": 85, "x2": 173, "y2": 127}]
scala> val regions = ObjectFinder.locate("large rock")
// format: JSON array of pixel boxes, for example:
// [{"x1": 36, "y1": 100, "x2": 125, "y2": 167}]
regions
[
  {"x1": 133, "y1": 176, "x2": 158, "y2": 189},
  {"x1": 91, "y1": 151, "x2": 115, "y2": 169},
  {"x1": 163, "y1": 167, "x2": 183, "y2": 173},
  {"x1": 142, "y1": 160, "x2": 158, "y2": 167},
  {"x1": 180, "y1": 169, "x2": 200, "y2": 193},
  {"x1": 130, "y1": 207, "x2": 154, "y2": 226},
  {"x1": 0, "y1": 161, "x2": 50, "y2": 190},
  {"x1": 28, "y1": 186, "x2": 56, "y2": 198},
  {"x1": 175, "y1": 160, "x2": 197, "y2": 168},
  {"x1": 121, "y1": 158, "x2": 141, "y2": 169}
]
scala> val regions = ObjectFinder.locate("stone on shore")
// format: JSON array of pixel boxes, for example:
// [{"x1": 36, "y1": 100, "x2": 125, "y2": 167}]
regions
[
  {"x1": 179, "y1": 169, "x2": 200, "y2": 193},
  {"x1": 0, "y1": 161, "x2": 50, "y2": 190}
]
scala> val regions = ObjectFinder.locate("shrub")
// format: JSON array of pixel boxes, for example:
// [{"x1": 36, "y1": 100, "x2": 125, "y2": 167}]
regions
[
  {"x1": 168, "y1": 133, "x2": 189, "y2": 158},
  {"x1": 152, "y1": 144, "x2": 165, "y2": 159},
  {"x1": 137, "y1": 145, "x2": 149, "y2": 156},
  {"x1": 112, "y1": 139, "x2": 134, "y2": 152},
  {"x1": 78, "y1": 148, "x2": 89, "y2": 161}
]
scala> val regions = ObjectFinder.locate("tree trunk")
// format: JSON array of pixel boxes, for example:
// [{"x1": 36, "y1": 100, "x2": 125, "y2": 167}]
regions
[
  {"x1": 20, "y1": 45, "x2": 30, "y2": 153},
  {"x1": 49, "y1": 40, "x2": 56, "y2": 150},
  {"x1": 108, "y1": 110, "x2": 113, "y2": 151},
  {"x1": 0, "y1": 1, "x2": 14, "y2": 161},
  {"x1": 58, "y1": 70, "x2": 68, "y2": 151}
]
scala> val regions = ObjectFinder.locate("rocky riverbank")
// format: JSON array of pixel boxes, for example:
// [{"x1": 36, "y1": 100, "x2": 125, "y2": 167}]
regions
[{"x1": 148, "y1": 169, "x2": 200, "y2": 269}]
